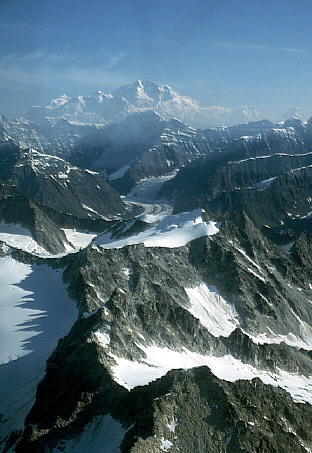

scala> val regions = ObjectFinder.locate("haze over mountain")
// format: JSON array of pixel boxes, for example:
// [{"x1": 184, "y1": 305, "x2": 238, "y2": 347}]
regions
[
  {"x1": 1, "y1": 95, "x2": 312, "y2": 452},
  {"x1": 21, "y1": 80, "x2": 264, "y2": 129},
  {"x1": 1, "y1": 0, "x2": 312, "y2": 450}
]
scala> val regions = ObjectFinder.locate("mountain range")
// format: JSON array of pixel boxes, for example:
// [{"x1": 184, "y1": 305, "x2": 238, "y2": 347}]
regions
[
  {"x1": 21, "y1": 80, "x2": 264, "y2": 129},
  {"x1": 0, "y1": 81, "x2": 311, "y2": 453}
]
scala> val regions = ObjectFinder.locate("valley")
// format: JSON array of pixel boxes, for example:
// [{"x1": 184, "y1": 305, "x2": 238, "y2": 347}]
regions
[{"x1": 0, "y1": 81, "x2": 311, "y2": 453}]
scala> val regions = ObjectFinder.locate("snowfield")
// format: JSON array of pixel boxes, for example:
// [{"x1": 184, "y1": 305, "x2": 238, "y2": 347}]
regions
[
  {"x1": 110, "y1": 345, "x2": 312, "y2": 405},
  {"x1": 62, "y1": 228, "x2": 97, "y2": 249},
  {"x1": 0, "y1": 222, "x2": 48, "y2": 255},
  {"x1": 95, "y1": 209, "x2": 220, "y2": 249},
  {"x1": 184, "y1": 283, "x2": 239, "y2": 337},
  {"x1": 0, "y1": 257, "x2": 77, "y2": 438}
]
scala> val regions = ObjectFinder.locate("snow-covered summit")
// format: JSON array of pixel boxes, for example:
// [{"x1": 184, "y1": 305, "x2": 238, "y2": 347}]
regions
[
  {"x1": 277, "y1": 107, "x2": 306, "y2": 123},
  {"x1": 21, "y1": 80, "x2": 264, "y2": 129},
  {"x1": 112, "y1": 80, "x2": 192, "y2": 108},
  {"x1": 45, "y1": 94, "x2": 72, "y2": 110}
]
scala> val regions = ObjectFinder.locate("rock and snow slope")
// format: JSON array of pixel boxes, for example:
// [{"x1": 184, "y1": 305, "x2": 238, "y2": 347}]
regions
[
  {"x1": 94, "y1": 209, "x2": 220, "y2": 249},
  {"x1": 0, "y1": 254, "x2": 77, "y2": 446},
  {"x1": 1, "y1": 117, "x2": 312, "y2": 452},
  {"x1": 7, "y1": 208, "x2": 311, "y2": 452},
  {"x1": 0, "y1": 144, "x2": 126, "y2": 220}
]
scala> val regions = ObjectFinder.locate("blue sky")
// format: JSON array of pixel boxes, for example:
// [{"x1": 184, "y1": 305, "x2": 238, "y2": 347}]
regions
[{"x1": 0, "y1": 0, "x2": 311, "y2": 119}]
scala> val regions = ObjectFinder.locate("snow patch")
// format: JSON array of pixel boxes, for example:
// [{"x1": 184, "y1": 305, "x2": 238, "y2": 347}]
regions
[
  {"x1": 167, "y1": 418, "x2": 178, "y2": 433},
  {"x1": 160, "y1": 437, "x2": 173, "y2": 451},
  {"x1": 51, "y1": 415, "x2": 126, "y2": 453},
  {"x1": 248, "y1": 329, "x2": 312, "y2": 350},
  {"x1": 252, "y1": 177, "x2": 277, "y2": 191},
  {"x1": 140, "y1": 213, "x2": 167, "y2": 224},
  {"x1": 94, "y1": 330, "x2": 110, "y2": 348},
  {"x1": 108, "y1": 164, "x2": 131, "y2": 181},
  {"x1": 62, "y1": 229, "x2": 97, "y2": 249},
  {"x1": 0, "y1": 222, "x2": 48, "y2": 255},
  {"x1": 0, "y1": 257, "x2": 77, "y2": 438},
  {"x1": 111, "y1": 345, "x2": 312, "y2": 404},
  {"x1": 184, "y1": 283, "x2": 239, "y2": 337},
  {"x1": 281, "y1": 242, "x2": 294, "y2": 253},
  {"x1": 95, "y1": 209, "x2": 220, "y2": 249},
  {"x1": 81, "y1": 204, "x2": 100, "y2": 215}
]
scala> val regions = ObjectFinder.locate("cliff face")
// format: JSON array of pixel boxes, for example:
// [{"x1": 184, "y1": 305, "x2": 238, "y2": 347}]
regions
[
  {"x1": 0, "y1": 145, "x2": 126, "y2": 220},
  {"x1": 10, "y1": 211, "x2": 312, "y2": 452},
  {"x1": 1, "y1": 112, "x2": 312, "y2": 453},
  {"x1": 160, "y1": 130, "x2": 312, "y2": 228}
]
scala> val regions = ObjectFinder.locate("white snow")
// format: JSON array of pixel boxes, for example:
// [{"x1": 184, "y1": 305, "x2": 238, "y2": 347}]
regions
[
  {"x1": 281, "y1": 242, "x2": 294, "y2": 253},
  {"x1": 252, "y1": 177, "x2": 277, "y2": 191},
  {"x1": 122, "y1": 267, "x2": 131, "y2": 277},
  {"x1": 95, "y1": 210, "x2": 220, "y2": 249},
  {"x1": 160, "y1": 437, "x2": 173, "y2": 451},
  {"x1": 247, "y1": 329, "x2": 312, "y2": 351},
  {"x1": 94, "y1": 330, "x2": 110, "y2": 347},
  {"x1": 108, "y1": 164, "x2": 131, "y2": 181},
  {"x1": 22, "y1": 81, "x2": 263, "y2": 129},
  {"x1": 81, "y1": 204, "x2": 100, "y2": 215},
  {"x1": 85, "y1": 169, "x2": 99, "y2": 175},
  {"x1": 140, "y1": 213, "x2": 167, "y2": 224},
  {"x1": 0, "y1": 257, "x2": 77, "y2": 438},
  {"x1": 111, "y1": 345, "x2": 312, "y2": 404},
  {"x1": 0, "y1": 223, "x2": 98, "y2": 257},
  {"x1": 184, "y1": 283, "x2": 239, "y2": 337},
  {"x1": 62, "y1": 229, "x2": 97, "y2": 249},
  {"x1": 0, "y1": 222, "x2": 48, "y2": 255},
  {"x1": 0, "y1": 257, "x2": 40, "y2": 364},
  {"x1": 167, "y1": 418, "x2": 178, "y2": 433},
  {"x1": 51, "y1": 415, "x2": 126, "y2": 453}
]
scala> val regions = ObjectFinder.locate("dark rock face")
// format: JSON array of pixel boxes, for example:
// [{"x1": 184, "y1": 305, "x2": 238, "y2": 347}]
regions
[
  {"x1": 0, "y1": 193, "x2": 72, "y2": 254},
  {"x1": 0, "y1": 145, "x2": 126, "y2": 219},
  {"x1": 11, "y1": 211, "x2": 312, "y2": 452},
  {"x1": 1, "y1": 113, "x2": 312, "y2": 453},
  {"x1": 0, "y1": 115, "x2": 97, "y2": 157},
  {"x1": 160, "y1": 128, "x2": 312, "y2": 227},
  {"x1": 204, "y1": 166, "x2": 312, "y2": 228},
  {"x1": 121, "y1": 368, "x2": 312, "y2": 453}
]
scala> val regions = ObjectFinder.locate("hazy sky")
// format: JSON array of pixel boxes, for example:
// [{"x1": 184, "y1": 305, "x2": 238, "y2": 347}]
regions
[{"x1": 0, "y1": 0, "x2": 311, "y2": 119}]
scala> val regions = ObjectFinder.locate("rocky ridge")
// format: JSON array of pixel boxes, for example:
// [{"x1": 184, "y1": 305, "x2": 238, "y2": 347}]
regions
[
  {"x1": 0, "y1": 143, "x2": 126, "y2": 220},
  {"x1": 6, "y1": 210, "x2": 312, "y2": 452}
]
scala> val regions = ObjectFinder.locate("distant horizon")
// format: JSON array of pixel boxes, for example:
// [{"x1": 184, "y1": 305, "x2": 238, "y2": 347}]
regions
[
  {"x1": 2, "y1": 79, "x2": 310, "y2": 124},
  {"x1": 1, "y1": 0, "x2": 311, "y2": 120}
]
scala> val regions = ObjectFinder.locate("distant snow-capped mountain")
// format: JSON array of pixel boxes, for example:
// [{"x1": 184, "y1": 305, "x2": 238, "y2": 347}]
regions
[
  {"x1": 277, "y1": 107, "x2": 307, "y2": 123},
  {"x1": 21, "y1": 80, "x2": 263, "y2": 128}
]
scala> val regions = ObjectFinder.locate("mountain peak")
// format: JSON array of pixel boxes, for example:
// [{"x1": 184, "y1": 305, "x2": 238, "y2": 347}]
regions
[
  {"x1": 45, "y1": 94, "x2": 71, "y2": 109},
  {"x1": 21, "y1": 81, "x2": 265, "y2": 128},
  {"x1": 112, "y1": 80, "x2": 179, "y2": 107},
  {"x1": 278, "y1": 107, "x2": 306, "y2": 122}
]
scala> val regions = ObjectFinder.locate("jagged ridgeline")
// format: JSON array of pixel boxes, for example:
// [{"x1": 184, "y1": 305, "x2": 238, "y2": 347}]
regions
[
  {"x1": 0, "y1": 85, "x2": 312, "y2": 452},
  {"x1": 0, "y1": 143, "x2": 126, "y2": 220},
  {"x1": 161, "y1": 119, "x2": 312, "y2": 230},
  {"x1": 1, "y1": 210, "x2": 311, "y2": 452}
]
